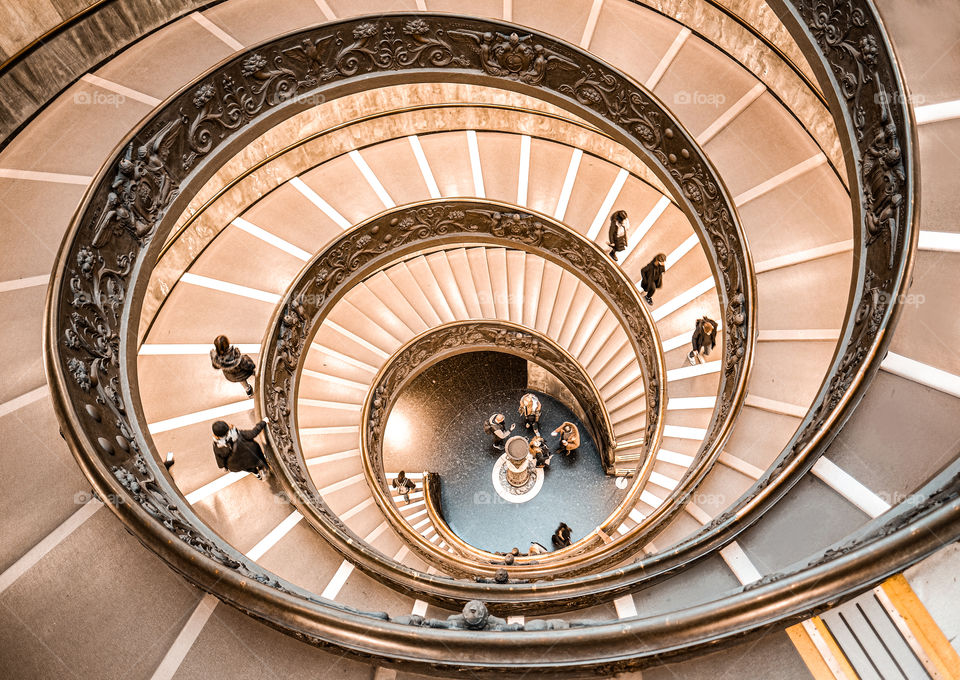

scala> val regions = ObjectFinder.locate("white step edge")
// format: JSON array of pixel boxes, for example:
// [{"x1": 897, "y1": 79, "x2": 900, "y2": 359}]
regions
[
  {"x1": 147, "y1": 398, "x2": 253, "y2": 434},
  {"x1": 918, "y1": 230, "x2": 960, "y2": 252},
  {"x1": 812, "y1": 457, "x2": 891, "y2": 518},
  {"x1": 881, "y1": 352, "x2": 960, "y2": 398}
]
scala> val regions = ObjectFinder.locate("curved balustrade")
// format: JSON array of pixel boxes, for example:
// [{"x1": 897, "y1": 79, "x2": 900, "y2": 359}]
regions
[
  {"x1": 139, "y1": 97, "x2": 665, "y2": 343},
  {"x1": 357, "y1": 319, "x2": 649, "y2": 570},
  {"x1": 262, "y1": 201, "x2": 665, "y2": 580},
  {"x1": 42, "y1": 8, "x2": 931, "y2": 674},
  {"x1": 0, "y1": 0, "x2": 835, "y2": 167},
  {"x1": 47, "y1": 11, "x2": 757, "y2": 610}
]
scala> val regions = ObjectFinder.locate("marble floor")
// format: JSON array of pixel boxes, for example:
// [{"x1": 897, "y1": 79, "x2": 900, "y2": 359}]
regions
[{"x1": 382, "y1": 352, "x2": 627, "y2": 553}]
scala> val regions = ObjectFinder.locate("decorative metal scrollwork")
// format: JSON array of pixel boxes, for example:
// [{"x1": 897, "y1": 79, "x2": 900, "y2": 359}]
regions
[
  {"x1": 258, "y1": 200, "x2": 665, "y2": 579},
  {"x1": 44, "y1": 8, "x2": 925, "y2": 674}
]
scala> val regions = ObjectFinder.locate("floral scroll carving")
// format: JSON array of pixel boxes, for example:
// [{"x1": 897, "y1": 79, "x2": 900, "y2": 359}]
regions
[
  {"x1": 798, "y1": 0, "x2": 907, "y2": 270},
  {"x1": 47, "y1": 8, "x2": 918, "y2": 670},
  {"x1": 449, "y1": 29, "x2": 577, "y2": 84}
]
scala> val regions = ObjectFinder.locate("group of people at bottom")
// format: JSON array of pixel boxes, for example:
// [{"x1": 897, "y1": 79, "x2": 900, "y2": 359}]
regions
[
  {"x1": 497, "y1": 522, "x2": 574, "y2": 562},
  {"x1": 483, "y1": 393, "x2": 580, "y2": 469}
]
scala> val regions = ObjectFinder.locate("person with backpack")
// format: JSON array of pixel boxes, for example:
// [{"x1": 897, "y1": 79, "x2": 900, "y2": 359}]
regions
[
  {"x1": 392, "y1": 470, "x2": 416, "y2": 504},
  {"x1": 607, "y1": 210, "x2": 629, "y2": 261},
  {"x1": 211, "y1": 418, "x2": 269, "y2": 479}
]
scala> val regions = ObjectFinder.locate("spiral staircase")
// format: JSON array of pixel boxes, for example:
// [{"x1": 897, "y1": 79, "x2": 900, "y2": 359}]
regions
[{"x1": 1, "y1": 1, "x2": 959, "y2": 678}]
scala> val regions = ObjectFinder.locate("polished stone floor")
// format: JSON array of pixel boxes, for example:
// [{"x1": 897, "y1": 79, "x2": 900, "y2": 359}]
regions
[{"x1": 382, "y1": 352, "x2": 627, "y2": 553}]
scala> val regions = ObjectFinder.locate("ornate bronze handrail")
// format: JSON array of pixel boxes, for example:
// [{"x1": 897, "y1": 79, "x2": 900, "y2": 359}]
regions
[
  {"x1": 421, "y1": 472, "x2": 463, "y2": 552},
  {"x1": 43, "y1": 8, "x2": 924, "y2": 673},
  {"x1": 143, "y1": 17, "x2": 757, "y2": 568},
  {"x1": 47, "y1": 10, "x2": 757, "y2": 608},
  {"x1": 0, "y1": 0, "x2": 830, "y2": 159},
  {"x1": 151, "y1": 102, "x2": 614, "y2": 263},
  {"x1": 262, "y1": 202, "x2": 665, "y2": 580},
  {"x1": 48, "y1": 8, "x2": 750, "y2": 610},
  {"x1": 139, "y1": 100, "x2": 669, "y2": 345}
]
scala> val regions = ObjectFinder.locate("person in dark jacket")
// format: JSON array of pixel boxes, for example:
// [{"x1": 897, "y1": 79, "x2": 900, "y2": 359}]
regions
[
  {"x1": 551, "y1": 522, "x2": 573, "y2": 549},
  {"x1": 210, "y1": 335, "x2": 256, "y2": 396},
  {"x1": 688, "y1": 316, "x2": 718, "y2": 365},
  {"x1": 640, "y1": 252, "x2": 667, "y2": 305},
  {"x1": 212, "y1": 419, "x2": 268, "y2": 478},
  {"x1": 607, "y1": 210, "x2": 629, "y2": 261},
  {"x1": 392, "y1": 470, "x2": 416, "y2": 504}
]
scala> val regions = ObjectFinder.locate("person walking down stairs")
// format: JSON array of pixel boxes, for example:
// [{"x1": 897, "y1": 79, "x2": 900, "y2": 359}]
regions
[
  {"x1": 392, "y1": 470, "x2": 416, "y2": 504},
  {"x1": 688, "y1": 317, "x2": 718, "y2": 365},
  {"x1": 212, "y1": 418, "x2": 269, "y2": 479},
  {"x1": 640, "y1": 253, "x2": 666, "y2": 305},
  {"x1": 607, "y1": 210, "x2": 630, "y2": 261},
  {"x1": 210, "y1": 334, "x2": 257, "y2": 397}
]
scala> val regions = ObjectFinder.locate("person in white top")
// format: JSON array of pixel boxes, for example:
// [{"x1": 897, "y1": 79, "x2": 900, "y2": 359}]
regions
[
  {"x1": 607, "y1": 209, "x2": 629, "y2": 261},
  {"x1": 518, "y1": 393, "x2": 542, "y2": 432}
]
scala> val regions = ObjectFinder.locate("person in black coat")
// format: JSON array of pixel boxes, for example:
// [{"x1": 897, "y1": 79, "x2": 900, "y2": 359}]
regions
[
  {"x1": 607, "y1": 210, "x2": 629, "y2": 261},
  {"x1": 212, "y1": 418, "x2": 269, "y2": 478},
  {"x1": 210, "y1": 335, "x2": 256, "y2": 397},
  {"x1": 392, "y1": 470, "x2": 416, "y2": 504},
  {"x1": 688, "y1": 316, "x2": 718, "y2": 365},
  {"x1": 640, "y1": 253, "x2": 666, "y2": 305},
  {"x1": 551, "y1": 522, "x2": 572, "y2": 548}
]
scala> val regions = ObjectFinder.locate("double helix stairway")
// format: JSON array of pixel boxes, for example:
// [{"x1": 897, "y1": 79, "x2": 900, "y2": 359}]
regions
[{"x1": 1, "y1": 0, "x2": 959, "y2": 678}]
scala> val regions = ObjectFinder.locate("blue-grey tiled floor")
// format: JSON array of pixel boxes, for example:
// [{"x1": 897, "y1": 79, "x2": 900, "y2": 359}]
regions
[{"x1": 382, "y1": 352, "x2": 627, "y2": 553}]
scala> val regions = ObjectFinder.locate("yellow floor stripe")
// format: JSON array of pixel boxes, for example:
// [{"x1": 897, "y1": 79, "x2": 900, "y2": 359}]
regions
[
  {"x1": 786, "y1": 622, "x2": 838, "y2": 680},
  {"x1": 810, "y1": 617, "x2": 859, "y2": 680},
  {"x1": 881, "y1": 574, "x2": 960, "y2": 680},
  {"x1": 786, "y1": 618, "x2": 859, "y2": 680}
]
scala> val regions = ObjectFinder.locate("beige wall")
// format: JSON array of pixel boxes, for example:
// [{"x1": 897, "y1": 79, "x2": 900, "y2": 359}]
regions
[{"x1": 0, "y1": 0, "x2": 98, "y2": 61}]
